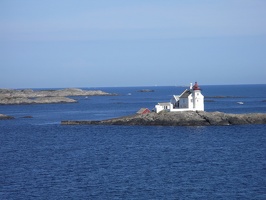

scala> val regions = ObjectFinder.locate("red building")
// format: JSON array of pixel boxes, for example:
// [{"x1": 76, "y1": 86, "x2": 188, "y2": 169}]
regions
[{"x1": 137, "y1": 108, "x2": 151, "y2": 115}]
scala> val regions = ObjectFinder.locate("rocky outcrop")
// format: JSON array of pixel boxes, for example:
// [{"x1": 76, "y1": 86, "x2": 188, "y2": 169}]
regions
[
  {"x1": 0, "y1": 88, "x2": 115, "y2": 105},
  {"x1": 21, "y1": 116, "x2": 33, "y2": 118},
  {"x1": 0, "y1": 97, "x2": 77, "y2": 105},
  {"x1": 0, "y1": 88, "x2": 115, "y2": 98},
  {"x1": 61, "y1": 111, "x2": 266, "y2": 126},
  {"x1": 0, "y1": 114, "x2": 14, "y2": 120},
  {"x1": 137, "y1": 89, "x2": 155, "y2": 92}
]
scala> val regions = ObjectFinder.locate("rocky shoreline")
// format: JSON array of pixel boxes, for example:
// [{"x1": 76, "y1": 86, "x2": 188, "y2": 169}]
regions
[
  {"x1": 61, "y1": 111, "x2": 266, "y2": 126},
  {"x1": 0, "y1": 88, "x2": 115, "y2": 105}
]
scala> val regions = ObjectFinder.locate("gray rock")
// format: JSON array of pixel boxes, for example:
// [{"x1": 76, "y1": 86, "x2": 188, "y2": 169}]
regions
[
  {"x1": 137, "y1": 89, "x2": 155, "y2": 92},
  {"x1": 0, "y1": 114, "x2": 14, "y2": 120},
  {"x1": 21, "y1": 116, "x2": 33, "y2": 118},
  {"x1": 0, "y1": 97, "x2": 77, "y2": 104},
  {"x1": 61, "y1": 111, "x2": 266, "y2": 126},
  {"x1": 0, "y1": 88, "x2": 116, "y2": 105}
]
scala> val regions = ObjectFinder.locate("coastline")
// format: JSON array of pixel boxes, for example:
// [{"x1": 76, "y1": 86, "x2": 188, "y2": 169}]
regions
[{"x1": 61, "y1": 111, "x2": 266, "y2": 126}]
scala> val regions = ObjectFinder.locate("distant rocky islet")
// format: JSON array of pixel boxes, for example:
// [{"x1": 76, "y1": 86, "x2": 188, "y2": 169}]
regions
[
  {"x1": 0, "y1": 88, "x2": 116, "y2": 105},
  {"x1": 0, "y1": 114, "x2": 14, "y2": 120},
  {"x1": 137, "y1": 89, "x2": 155, "y2": 92},
  {"x1": 0, "y1": 88, "x2": 116, "y2": 120}
]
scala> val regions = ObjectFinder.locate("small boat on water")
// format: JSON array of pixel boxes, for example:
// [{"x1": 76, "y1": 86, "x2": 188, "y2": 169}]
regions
[{"x1": 237, "y1": 102, "x2": 244, "y2": 105}]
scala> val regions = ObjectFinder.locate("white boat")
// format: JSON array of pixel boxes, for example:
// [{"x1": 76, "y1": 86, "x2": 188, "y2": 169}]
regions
[{"x1": 237, "y1": 102, "x2": 244, "y2": 105}]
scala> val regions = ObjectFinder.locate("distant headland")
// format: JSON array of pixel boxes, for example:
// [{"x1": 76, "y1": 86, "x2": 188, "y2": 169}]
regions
[{"x1": 0, "y1": 88, "x2": 116, "y2": 105}]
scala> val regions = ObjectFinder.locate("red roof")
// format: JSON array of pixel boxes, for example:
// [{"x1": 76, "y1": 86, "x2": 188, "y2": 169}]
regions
[
  {"x1": 137, "y1": 108, "x2": 151, "y2": 114},
  {"x1": 192, "y1": 82, "x2": 201, "y2": 90}
]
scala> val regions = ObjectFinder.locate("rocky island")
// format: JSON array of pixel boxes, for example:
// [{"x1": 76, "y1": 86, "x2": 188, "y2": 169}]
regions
[
  {"x1": 0, "y1": 114, "x2": 14, "y2": 120},
  {"x1": 61, "y1": 111, "x2": 266, "y2": 126},
  {"x1": 137, "y1": 89, "x2": 155, "y2": 92},
  {"x1": 0, "y1": 88, "x2": 115, "y2": 105}
]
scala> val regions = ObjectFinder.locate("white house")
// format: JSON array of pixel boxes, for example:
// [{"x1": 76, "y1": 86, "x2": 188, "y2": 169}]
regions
[{"x1": 155, "y1": 82, "x2": 204, "y2": 113}]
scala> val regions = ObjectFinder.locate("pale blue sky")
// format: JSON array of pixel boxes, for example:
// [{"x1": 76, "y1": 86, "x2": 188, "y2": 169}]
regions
[{"x1": 0, "y1": 0, "x2": 266, "y2": 88}]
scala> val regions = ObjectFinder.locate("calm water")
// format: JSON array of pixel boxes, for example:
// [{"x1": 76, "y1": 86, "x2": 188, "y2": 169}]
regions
[{"x1": 1, "y1": 85, "x2": 266, "y2": 199}]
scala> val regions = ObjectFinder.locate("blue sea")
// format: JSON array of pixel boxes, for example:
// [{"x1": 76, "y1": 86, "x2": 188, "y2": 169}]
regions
[{"x1": 1, "y1": 85, "x2": 266, "y2": 199}]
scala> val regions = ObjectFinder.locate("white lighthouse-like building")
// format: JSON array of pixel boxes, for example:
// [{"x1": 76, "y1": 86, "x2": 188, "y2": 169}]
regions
[{"x1": 155, "y1": 82, "x2": 204, "y2": 113}]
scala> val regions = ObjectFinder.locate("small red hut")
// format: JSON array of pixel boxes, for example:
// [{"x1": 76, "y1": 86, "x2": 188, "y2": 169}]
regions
[{"x1": 137, "y1": 108, "x2": 151, "y2": 115}]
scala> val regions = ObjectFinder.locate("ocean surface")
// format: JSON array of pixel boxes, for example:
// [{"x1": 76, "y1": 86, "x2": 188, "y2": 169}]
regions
[{"x1": 1, "y1": 85, "x2": 266, "y2": 199}]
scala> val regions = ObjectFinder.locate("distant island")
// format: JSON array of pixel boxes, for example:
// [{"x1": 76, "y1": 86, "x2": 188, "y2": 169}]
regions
[
  {"x1": 0, "y1": 114, "x2": 14, "y2": 120},
  {"x1": 137, "y1": 89, "x2": 155, "y2": 92},
  {"x1": 61, "y1": 111, "x2": 266, "y2": 126},
  {"x1": 0, "y1": 88, "x2": 116, "y2": 105}
]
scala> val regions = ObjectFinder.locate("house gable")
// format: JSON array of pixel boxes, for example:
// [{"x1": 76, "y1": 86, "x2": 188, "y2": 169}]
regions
[{"x1": 179, "y1": 89, "x2": 191, "y2": 99}]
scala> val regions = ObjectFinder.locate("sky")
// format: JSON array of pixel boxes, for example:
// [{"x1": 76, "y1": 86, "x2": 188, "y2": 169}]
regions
[{"x1": 0, "y1": 0, "x2": 266, "y2": 88}]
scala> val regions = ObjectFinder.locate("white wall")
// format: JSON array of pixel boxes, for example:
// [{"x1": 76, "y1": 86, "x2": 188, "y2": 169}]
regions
[
  {"x1": 193, "y1": 91, "x2": 204, "y2": 111},
  {"x1": 155, "y1": 104, "x2": 171, "y2": 113},
  {"x1": 188, "y1": 94, "x2": 193, "y2": 109}
]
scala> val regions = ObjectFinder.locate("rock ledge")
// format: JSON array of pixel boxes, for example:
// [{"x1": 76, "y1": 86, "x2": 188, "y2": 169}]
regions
[{"x1": 61, "y1": 111, "x2": 266, "y2": 126}]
